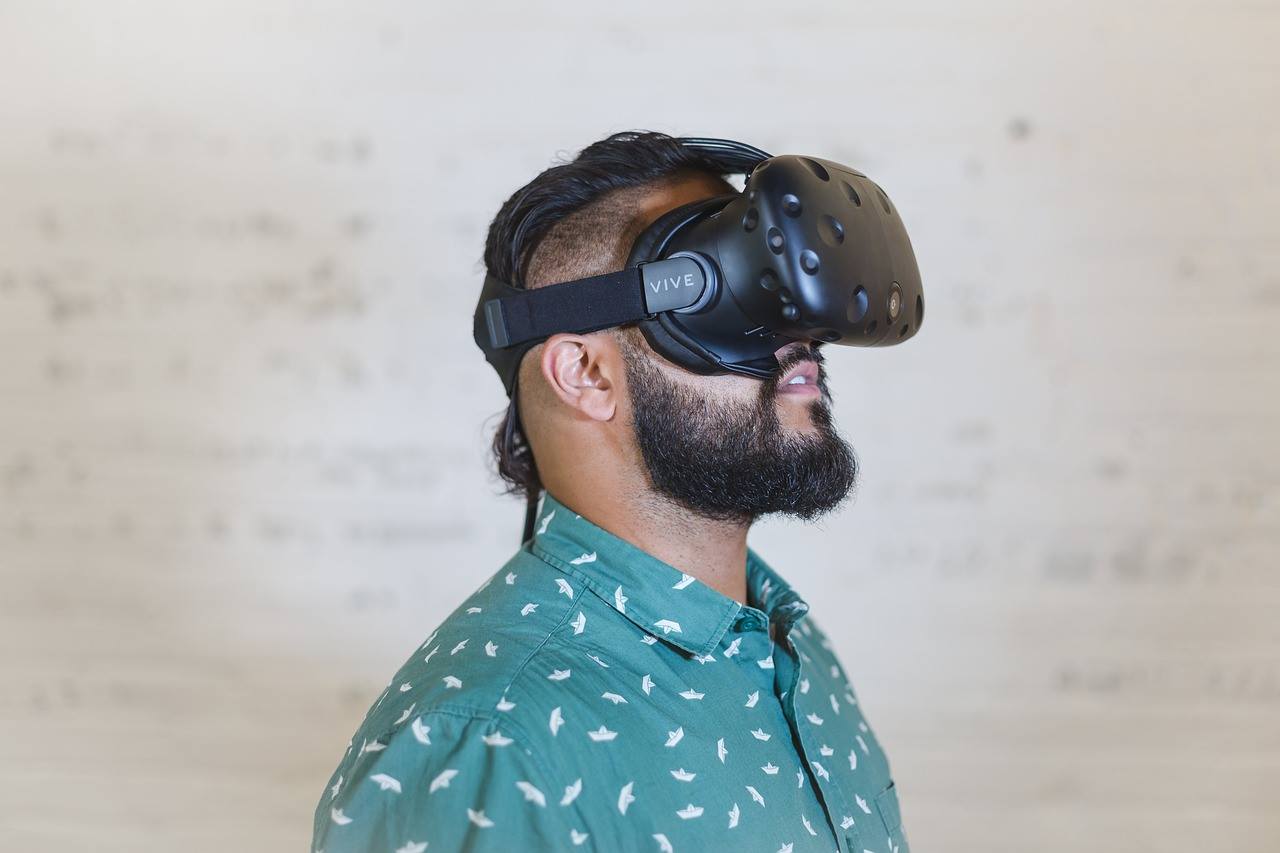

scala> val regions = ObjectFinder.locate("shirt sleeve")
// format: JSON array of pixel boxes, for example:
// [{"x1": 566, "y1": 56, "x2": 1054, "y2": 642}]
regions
[{"x1": 313, "y1": 708, "x2": 591, "y2": 852}]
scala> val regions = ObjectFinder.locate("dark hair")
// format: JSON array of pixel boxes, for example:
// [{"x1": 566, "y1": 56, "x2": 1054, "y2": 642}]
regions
[{"x1": 481, "y1": 130, "x2": 742, "y2": 502}]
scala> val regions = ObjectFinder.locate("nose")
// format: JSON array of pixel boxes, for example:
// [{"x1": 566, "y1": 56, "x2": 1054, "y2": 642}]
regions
[
  {"x1": 773, "y1": 340, "x2": 814, "y2": 364},
  {"x1": 773, "y1": 340, "x2": 803, "y2": 361}
]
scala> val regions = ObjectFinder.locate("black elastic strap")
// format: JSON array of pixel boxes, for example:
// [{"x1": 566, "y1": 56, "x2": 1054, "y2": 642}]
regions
[
  {"x1": 522, "y1": 488, "x2": 539, "y2": 545},
  {"x1": 485, "y1": 266, "x2": 648, "y2": 349}
]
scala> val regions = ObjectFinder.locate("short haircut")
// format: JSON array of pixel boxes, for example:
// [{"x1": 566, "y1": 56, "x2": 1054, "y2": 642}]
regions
[{"x1": 481, "y1": 129, "x2": 741, "y2": 501}]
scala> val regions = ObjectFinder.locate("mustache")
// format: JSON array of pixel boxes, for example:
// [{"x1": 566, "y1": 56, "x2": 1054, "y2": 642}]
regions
[{"x1": 768, "y1": 344, "x2": 827, "y2": 392}]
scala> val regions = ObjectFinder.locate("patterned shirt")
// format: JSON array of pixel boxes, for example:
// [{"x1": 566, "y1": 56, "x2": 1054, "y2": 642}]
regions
[{"x1": 312, "y1": 489, "x2": 909, "y2": 853}]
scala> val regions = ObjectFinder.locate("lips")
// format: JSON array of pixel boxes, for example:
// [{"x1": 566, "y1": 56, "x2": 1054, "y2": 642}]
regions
[{"x1": 776, "y1": 359, "x2": 820, "y2": 395}]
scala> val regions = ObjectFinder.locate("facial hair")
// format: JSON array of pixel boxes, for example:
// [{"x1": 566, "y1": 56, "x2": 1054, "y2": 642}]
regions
[{"x1": 618, "y1": 333, "x2": 859, "y2": 524}]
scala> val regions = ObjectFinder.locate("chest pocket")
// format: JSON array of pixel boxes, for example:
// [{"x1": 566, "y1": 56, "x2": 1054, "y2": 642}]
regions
[{"x1": 875, "y1": 779, "x2": 903, "y2": 836}]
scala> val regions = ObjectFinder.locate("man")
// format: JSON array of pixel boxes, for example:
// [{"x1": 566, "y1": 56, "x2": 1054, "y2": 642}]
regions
[{"x1": 312, "y1": 131, "x2": 910, "y2": 853}]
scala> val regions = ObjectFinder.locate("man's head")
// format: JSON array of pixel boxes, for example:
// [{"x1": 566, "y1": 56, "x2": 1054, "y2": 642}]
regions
[{"x1": 482, "y1": 130, "x2": 858, "y2": 525}]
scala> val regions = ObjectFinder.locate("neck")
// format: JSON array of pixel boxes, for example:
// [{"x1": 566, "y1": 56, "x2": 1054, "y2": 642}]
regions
[{"x1": 544, "y1": 477, "x2": 754, "y2": 607}]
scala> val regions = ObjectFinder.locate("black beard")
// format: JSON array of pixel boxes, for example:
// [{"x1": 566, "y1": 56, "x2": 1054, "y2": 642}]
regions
[{"x1": 619, "y1": 334, "x2": 859, "y2": 525}]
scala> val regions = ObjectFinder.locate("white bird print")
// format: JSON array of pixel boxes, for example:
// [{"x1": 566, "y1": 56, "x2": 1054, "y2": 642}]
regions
[
  {"x1": 329, "y1": 775, "x2": 343, "y2": 799},
  {"x1": 442, "y1": 675, "x2": 462, "y2": 689},
  {"x1": 671, "y1": 768, "x2": 696, "y2": 781},
  {"x1": 717, "y1": 737, "x2": 727, "y2": 762},
  {"x1": 641, "y1": 674, "x2": 655, "y2": 694},
  {"x1": 466, "y1": 606, "x2": 482, "y2": 614},
  {"x1": 547, "y1": 668, "x2": 571, "y2": 681},
  {"x1": 521, "y1": 602, "x2": 539, "y2": 615},
  {"x1": 694, "y1": 652, "x2": 716, "y2": 664},
  {"x1": 819, "y1": 744, "x2": 833, "y2": 756},
  {"x1": 811, "y1": 760, "x2": 829, "y2": 781},
  {"x1": 654, "y1": 833, "x2": 674, "y2": 853},
  {"x1": 856, "y1": 793, "x2": 871, "y2": 814},
  {"x1": 587, "y1": 725, "x2": 618, "y2": 742},
  {"x1": 369, "y1": 773, "x2": 402, "y2": 793},
  {"x1": 750, "y1": 728, "x2": 771, "y2": 741},
  {"x1": 555, "y1": 578, "x2": 575, "y2": 598},
  {"x1": 601, "y1": 691, "x2": 627, "y2": 704},
  {"x1": 724, "y1": 637, "x2": 742, "y2": 657},
  {"x1": 482, "y1": 730, "x2": 513, "y2": 747},
  {"x1": 516, "y1": 780, "x2": 547, "y2": 806},
  {"x1": 653, "y1": 618, "x2": 683, "y2": 634},
  {"x1": 570, "y1": 551, "x2": 597, "y2": 565},
  {"x1": 796, "y1": 770, "x2": 804, "y2": 787},
  {"x1": 799, "y1": 677, "x2": 810, "y2": 693},
  {"x1": 745, "y1": 690, "x2": 760, "y2": 708},
  {"x1": 485, "y1": 640, "x2": 499, "y2": 656},
  {"x1": 665, "y1": 726, "x2": 684, "y2": 747},
  {"x1": 806, "y1": 712, "x2": 824, "y2": 725},
  {"x1": 395, "y1": 842, "x2": 427, "y2": 853},
  {"x1": 359, "y1": 737, "x2": 386, "y2": 754},
  {"x1": 496, "y1": 695, "x2": 515, "y2": 712},
  {"x1": 830, "y1": 694, "x2": 841, "y2": 714},
  {"x1": 802, "y1": 815, "x2": 817, "y2": 835},
  {"x1": 617, "y1": 781, "x2": 636, "y2": 814},
  {"x1": 330, "y1": 807, "x2": 352, "y2": 825},
  {"x1": 549, "y1": 706, "x2": 564, "y2": 736},
  {"x1": 504, "y1": 571, "x2": 517, "y2": 584},
  {"x1": 399, "y1": 682, "x2": 412, "y2": 692},
  {"x1": 848, "y1": 748, "x2": 858, "y2": 770},
  {"x1": 830, "y1": 663, "x2": 840, "y2": 678},
  {"x1": 587, "y1": 653, "x2": 609, "y2": 668},
  {"x1": 411, "y1": 718, "x2": 431, "y2": 745},
  {"x1": 676, "y1": 803, "x2": 704, "y2": 819},
  {"x1": 429, "y1": 768, "x2": 459, "y2": 792},
  {"x1": 859, "y1": 720, "x2": 869, "y2": 733},
  {"x1": 758, "y1": 655, "x2": 775, "y2": 669},
  {"x1": 450, "y1": 639, "x2": 468, "y2": 654},
  {"x1": 418, "y1": 627, "x2": 439, "y2": 650},
  {"x1": 778, "y1": 843, "x2": 794, "y2": 852},
  {"x1": 762, "y1": 762, "x2": 779, "y2": 774},
  {"x1": 856, "y1": 734, "x2": 869, "y2": 754},
  {"x1": 840, "y1": 815, "x2": 855, "y2": 829},
  {"x1": 537, "y1": 509, "x2": 554, "y2": 534},
  {"x1": 571, "y1": 611, "x2": 586, "y2": 634},
  {"x1": 570, "y1": 829, "x2": 589, "y2": 845},
  {"x1": 561, "y1": 778, "x2": 582, "y2": 805},
  {"x1": 466, "y1": 808, "x2": 493, "y2": 828},
  {"x1": 728, "y1": 802, "x2": 741, "y2": 828},
  {"x1": 679, "y1": 688, "x2": 704, "y2": 700},
  {"x1": 613, "y1": 585, "x2": 628, "y2": 613},
  {"x1": 422, "y1": 645, "x2": 440, "y2": 664},
  {"x1": 394, "y1": 703, "x2": 416, "y2": 725},
  {"x1": 673, "y1": 573, "x2": 696, "y2": 589},
  {"x1": 746, "y1": 785, "x2": 766, "y2": 806},
  {"x1": 640, "y1": 634, "x2": 657, "y2": 645}
]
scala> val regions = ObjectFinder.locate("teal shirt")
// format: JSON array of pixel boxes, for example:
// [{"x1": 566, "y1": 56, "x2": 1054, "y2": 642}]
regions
[{"x1": 313, "y1": 490, "x2": 909, "y2": 853}]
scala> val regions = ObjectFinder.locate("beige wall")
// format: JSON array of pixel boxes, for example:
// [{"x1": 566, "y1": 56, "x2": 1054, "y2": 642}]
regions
[{"x1": 1, "y1": 2, "x2": 1277, "y2": 851}]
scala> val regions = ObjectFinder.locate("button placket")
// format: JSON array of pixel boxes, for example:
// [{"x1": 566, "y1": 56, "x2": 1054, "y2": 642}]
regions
[
  {"x1": 774, "y1": 624, "x2": 852, "y2": 852},
  {"x1": 791, "y1": 627, "x2": 869, "y2": 853}
]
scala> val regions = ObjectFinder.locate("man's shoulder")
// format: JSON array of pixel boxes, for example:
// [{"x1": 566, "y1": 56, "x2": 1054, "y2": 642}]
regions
[
  {"x1": 358, "y1": 549, "x2": 583, "y2": 738},
  {"x1": 314, "y1": 549, "x2": 595, "y2": 844}
]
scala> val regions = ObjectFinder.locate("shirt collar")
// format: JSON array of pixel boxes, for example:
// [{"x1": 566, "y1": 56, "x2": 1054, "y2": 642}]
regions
[{"x1": 527, "y1": 489, "x2": 811, "y2": 658}]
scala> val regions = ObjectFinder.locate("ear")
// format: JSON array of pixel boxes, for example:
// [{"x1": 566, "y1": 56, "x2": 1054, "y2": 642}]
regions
[{"x1": 538, "y1": 333, "x2": 620, "y2": 422}]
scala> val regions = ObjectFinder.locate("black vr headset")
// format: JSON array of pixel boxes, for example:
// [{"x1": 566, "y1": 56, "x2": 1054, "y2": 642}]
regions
[{"x1": 473, "y1": 137, "x2": 924, "y2": 542}]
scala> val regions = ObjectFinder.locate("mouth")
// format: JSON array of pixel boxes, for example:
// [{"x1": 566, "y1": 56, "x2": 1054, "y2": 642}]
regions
[{"x1": 776, "y1": 359, "x2": 821, "y2": 397}]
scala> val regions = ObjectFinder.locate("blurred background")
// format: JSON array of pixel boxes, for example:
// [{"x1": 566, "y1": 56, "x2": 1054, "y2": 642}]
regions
[{"x1": 1, "y1": 1, "x2": 1277, "y2": 851}]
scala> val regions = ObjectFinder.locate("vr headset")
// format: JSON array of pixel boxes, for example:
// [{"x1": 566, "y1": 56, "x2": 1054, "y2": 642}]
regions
[{"x1": 472, "y1": 137, "x2": 924, "y2": 541}]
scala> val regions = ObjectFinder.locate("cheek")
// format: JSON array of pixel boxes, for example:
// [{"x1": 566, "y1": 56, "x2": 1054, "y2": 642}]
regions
[{"x1": 679, "y1": 374, "x2": 765, "y2": 404}]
